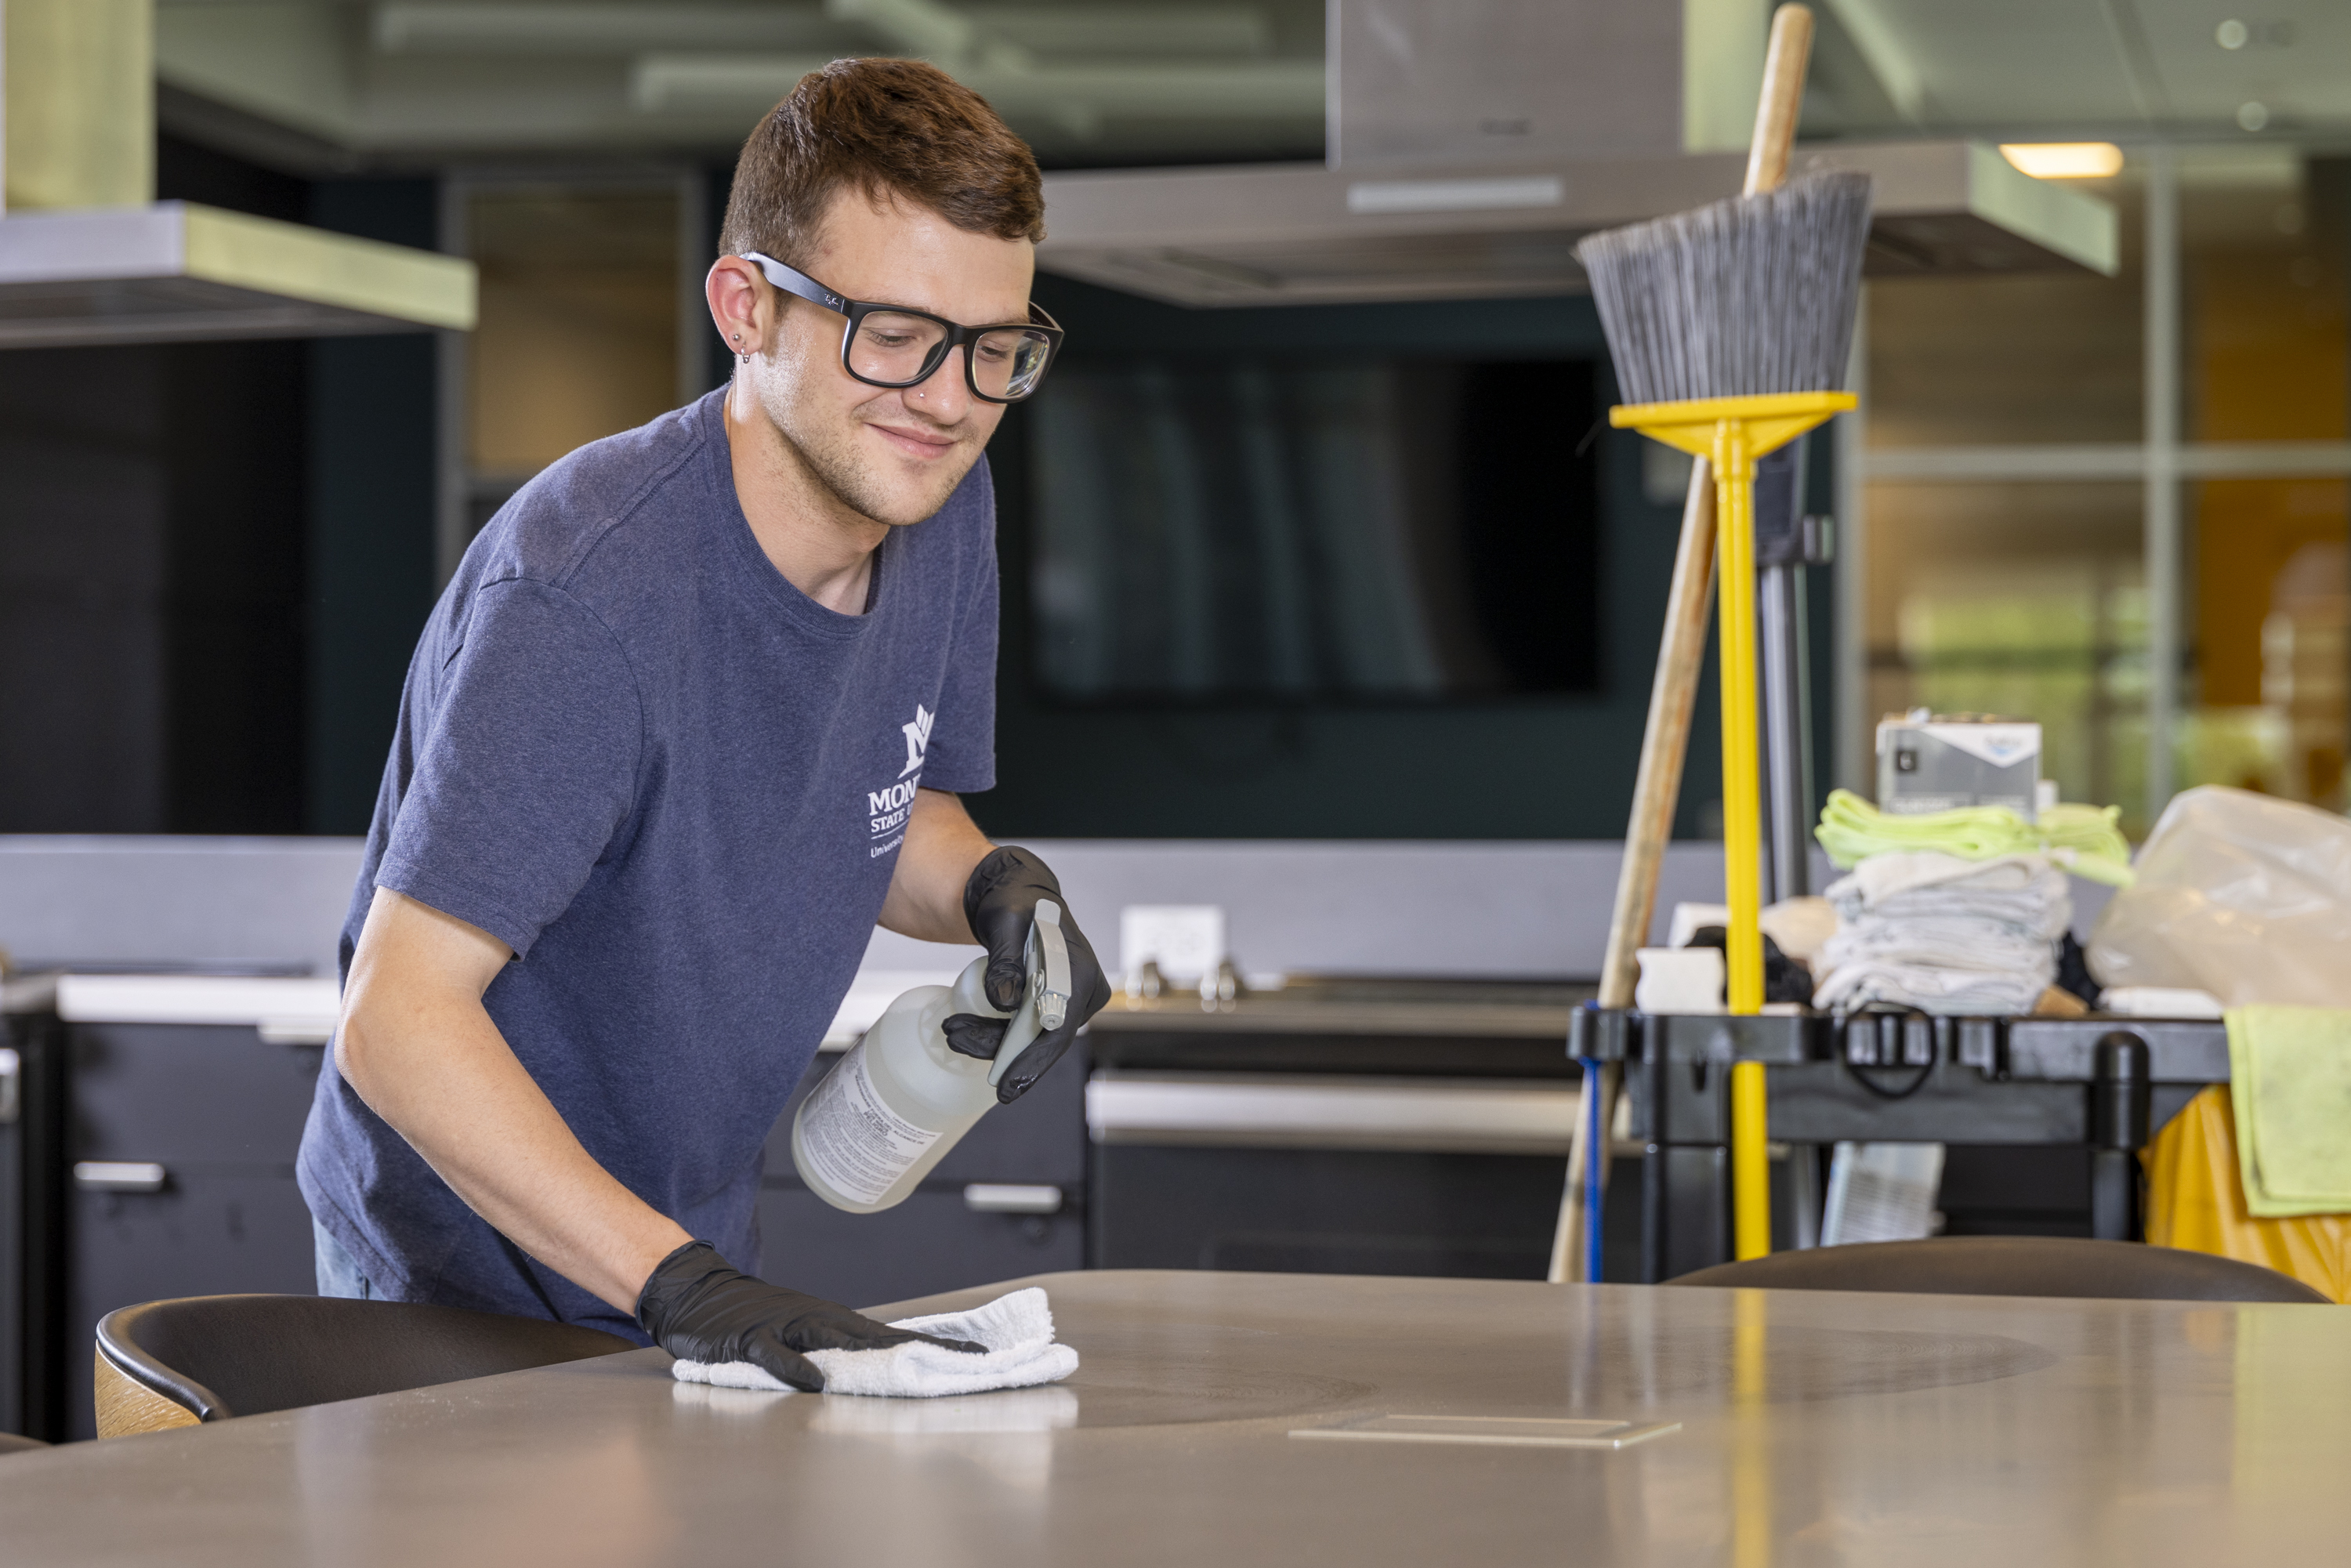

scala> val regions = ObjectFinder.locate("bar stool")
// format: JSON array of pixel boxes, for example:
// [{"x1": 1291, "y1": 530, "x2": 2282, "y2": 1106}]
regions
[
  {"x1": 1668, "y1": 1235, "x2": 2331, "y2": 1303},
  {"x1": 95, "y1": 1295, "x2": 638, "y2": 1437}
]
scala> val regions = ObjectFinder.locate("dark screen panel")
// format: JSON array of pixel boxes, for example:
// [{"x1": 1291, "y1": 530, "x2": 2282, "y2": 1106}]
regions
[{"x1": 1027, "y1": 356, "x2": 1599, "y2": 701}]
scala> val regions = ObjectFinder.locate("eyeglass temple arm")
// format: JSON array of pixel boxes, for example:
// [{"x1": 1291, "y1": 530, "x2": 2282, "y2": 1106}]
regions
[{"x1": 740, "y1": 252, "x2": 846, "y2": 316}]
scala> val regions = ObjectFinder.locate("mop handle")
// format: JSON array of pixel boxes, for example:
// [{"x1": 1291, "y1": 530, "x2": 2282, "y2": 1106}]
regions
[
  {"x1": 1746, "y1": 6, "x2": 1815, "y2": 198},
  {"x1": 1725, "y1": 2, "x2": 1815, "y2": 1265}
]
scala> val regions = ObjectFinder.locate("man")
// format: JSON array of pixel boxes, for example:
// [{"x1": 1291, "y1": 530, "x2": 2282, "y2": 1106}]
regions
[{"x1": 296, "y1": 58, "x2": 1110, "y2": 1392}]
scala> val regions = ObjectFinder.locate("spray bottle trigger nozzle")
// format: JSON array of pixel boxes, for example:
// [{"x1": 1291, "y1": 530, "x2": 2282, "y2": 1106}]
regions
[
  {"x1": 987, "y1": 900, "x2": 1071, "y2": 1087},
  {"x1": 1031, "y1": 900, "x2": 1071, "y2": 1030}
]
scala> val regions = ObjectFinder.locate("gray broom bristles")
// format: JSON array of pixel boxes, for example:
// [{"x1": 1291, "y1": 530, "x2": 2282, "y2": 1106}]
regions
[{"x1": 1577, "y1": 169, "x2": 1874, "y2": 407}]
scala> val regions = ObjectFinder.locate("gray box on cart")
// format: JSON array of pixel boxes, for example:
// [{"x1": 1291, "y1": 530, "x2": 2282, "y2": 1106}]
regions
[{"x1": 1875, "y1": 712, "x2": 2041, "y2": 818}]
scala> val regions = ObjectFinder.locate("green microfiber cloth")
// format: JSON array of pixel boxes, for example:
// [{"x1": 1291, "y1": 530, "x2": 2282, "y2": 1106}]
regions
[
  {"x1": 2227, "y1": 1005, "x2": 2351, "y2": 1217},
  {"x1": 1813, "y1": 789, "x2": 2135, "y2": 886}
]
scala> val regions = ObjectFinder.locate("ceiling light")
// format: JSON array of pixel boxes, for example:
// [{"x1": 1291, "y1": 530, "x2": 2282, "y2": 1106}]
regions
[
  {"x1": 2000, "y1": 143, "x2": 2125, "y2": 179},
  {"x1": 2216, "y1": 19, "x2": 2248, "y2": 49},
  {"x1": 2238, "y1": 102, "x2": 2270, "y2": 132}
]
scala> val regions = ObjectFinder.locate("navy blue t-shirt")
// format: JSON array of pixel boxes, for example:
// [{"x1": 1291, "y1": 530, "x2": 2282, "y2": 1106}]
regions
[{"x1": 296, "y1": 390, "x2": 998, "y2": 1338}]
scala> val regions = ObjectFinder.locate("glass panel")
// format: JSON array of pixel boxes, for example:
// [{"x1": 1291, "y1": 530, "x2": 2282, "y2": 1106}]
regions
[
  {"x1": 468, "y1": 186, "x2": 683, "y2": 477},
  {"x1": 1865, "y1": 481, "x2": 2149, "y2": 829},
  {"x1": 2185, "y1": 478, "x2": 2349, "y2": 808},
  {"x1": 2183, "y1": 147, "x2": 2349, "y2": 444},
  {"x1": 1867, "y1": 172, "x2": 2142, "y2": 448}
]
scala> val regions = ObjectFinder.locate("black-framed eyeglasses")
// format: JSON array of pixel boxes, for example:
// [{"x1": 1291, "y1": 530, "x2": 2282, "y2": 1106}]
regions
[{"x1": 741, "y1": 251, "x2": 1065, "y2": 404}]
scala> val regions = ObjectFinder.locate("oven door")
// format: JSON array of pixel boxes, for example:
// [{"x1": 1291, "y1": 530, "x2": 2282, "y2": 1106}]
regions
[{"x1": 1087, "y1": 1071, "x2": 1631, "y2": 1279}]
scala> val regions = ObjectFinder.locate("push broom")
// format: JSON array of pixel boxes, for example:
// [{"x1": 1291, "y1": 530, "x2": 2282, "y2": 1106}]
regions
[{"x1": 1550, "y1": 2, "x2": 1871, "y2": 1276}]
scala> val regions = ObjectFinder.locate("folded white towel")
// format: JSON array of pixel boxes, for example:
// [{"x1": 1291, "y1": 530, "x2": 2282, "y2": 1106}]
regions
[
  {"x1": 1811, "y1": 956, "x2": 2049, "y2": 1017},
  {"x1": 1836, "y1": 851, "x2": 2052, "y2": 905},
  {"x1": 1828, "y1": 853, "x2": 2070, "y2": 931},
  {"x1": 670, "y1": 1286, "x2": 1079, "y2": 1399},
  {"x1": 1815, "y1": 852, "x2": 2069, "y2": 1016}
]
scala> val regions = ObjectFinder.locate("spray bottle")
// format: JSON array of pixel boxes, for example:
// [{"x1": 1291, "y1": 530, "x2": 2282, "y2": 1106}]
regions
[{"x1": 792, "y1": 901, "x2": 1072, "y2": 1214}]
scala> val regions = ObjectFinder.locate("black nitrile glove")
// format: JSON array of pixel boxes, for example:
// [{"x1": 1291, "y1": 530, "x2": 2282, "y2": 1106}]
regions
[
  {"x1": 636, "y1": 1239, "x2": 981, "y2": 1392},
  {"x1": 942, "y1": 846, "x2": 1111, "y2": 1104}
]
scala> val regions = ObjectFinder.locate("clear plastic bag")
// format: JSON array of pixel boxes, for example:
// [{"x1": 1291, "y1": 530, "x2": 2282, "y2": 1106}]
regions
[{"x1": 2087, "y1": 785, "x2": 2351, "y2": 1006}]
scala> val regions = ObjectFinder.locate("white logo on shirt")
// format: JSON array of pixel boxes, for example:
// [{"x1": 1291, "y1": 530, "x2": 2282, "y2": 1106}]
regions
[
  {"x1": 865, "y1": 704, "x2": 933, "y2": 857},
  {"x1": 899, "y1": 704, "x2": 934, "y2": 778}
]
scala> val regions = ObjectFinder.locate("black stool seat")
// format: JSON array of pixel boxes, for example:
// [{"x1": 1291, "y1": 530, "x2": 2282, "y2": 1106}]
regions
[
  {"x1": 1668, "y1": 1236, "x2": 2331, "y2": 1303},
  {"x1": 99, "y1": 1295, "x2": 638, "y2": 1425}
]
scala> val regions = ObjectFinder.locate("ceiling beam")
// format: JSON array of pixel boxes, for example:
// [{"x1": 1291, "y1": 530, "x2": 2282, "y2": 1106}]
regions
[
  {"x1": 373, "y1": 4, "x2": 865, "y2": 57},
  {"x1": 632, "y1": 52, "x2": 1322, "y2": 123}
]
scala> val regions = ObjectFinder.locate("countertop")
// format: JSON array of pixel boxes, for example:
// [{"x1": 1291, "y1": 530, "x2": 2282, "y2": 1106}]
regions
[{"x1": 2, "y1": 1268, "x2": 2346, "y2": 1565}]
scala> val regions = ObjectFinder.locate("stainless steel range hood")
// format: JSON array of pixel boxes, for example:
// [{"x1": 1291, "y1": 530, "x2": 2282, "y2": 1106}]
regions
[
  {"x1": 0, "y1": 201, "x2": 474, "y2": 348},
  {"x1": 1036, "y1": 0, "x2": 2117, "y2": 308},
  {"x1": 0, "y1": 0, "x2": 473, "y2": 349}
]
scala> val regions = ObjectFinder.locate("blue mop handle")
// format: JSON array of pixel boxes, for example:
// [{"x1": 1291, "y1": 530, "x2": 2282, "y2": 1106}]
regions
[{"x1": 1579, "y1": 1056, "x2": 1605, "y2": 1283}]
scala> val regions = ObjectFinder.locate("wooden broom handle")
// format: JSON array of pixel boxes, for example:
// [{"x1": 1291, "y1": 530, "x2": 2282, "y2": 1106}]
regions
[
  {"x1": 1744, "y1": 5, "x2": 1814, "y2": 197},
  {"x1": 1597, "y1": 471, "x2": 1714, "y2": 1009},
  {"x1": 1594, "y1": 3, "x2": 1815, "y2": 1011}
]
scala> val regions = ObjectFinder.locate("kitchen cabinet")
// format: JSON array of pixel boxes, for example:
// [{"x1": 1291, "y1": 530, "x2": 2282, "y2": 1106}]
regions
[{"x1": 1082, "y1": 980, "x2": 1633, "y2": 1284}]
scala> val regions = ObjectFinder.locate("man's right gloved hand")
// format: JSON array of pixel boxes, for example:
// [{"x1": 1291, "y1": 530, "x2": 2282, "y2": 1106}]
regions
[{"x1": 636, "y1": 1239, "x2": 982, "y2": 1392}]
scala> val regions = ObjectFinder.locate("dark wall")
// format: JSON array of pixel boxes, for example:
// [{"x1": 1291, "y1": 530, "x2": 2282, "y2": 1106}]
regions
[
  {"x1": 0, "y1": 347, "x2": 174, "y2": 830},
  {"x1": 968, "y1": 275, "x2": 1847, "y2": 842},
  {"x1": 163, "y1": 338, "x2": 310, "y2": 831}
]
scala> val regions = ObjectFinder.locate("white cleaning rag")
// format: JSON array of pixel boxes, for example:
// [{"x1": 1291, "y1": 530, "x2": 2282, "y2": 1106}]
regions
[{"x1": 669, "y1": 1286, "x2": 1078, "y2": 1399}]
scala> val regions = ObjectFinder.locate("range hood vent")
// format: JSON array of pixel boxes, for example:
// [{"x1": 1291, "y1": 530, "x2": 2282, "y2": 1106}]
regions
[
  {"x1": 1036, "y1": 0, "x2": 2116, "y2": 308},
  {"x1": 0, "y1": 0, "x2": 473, "y2": 349},
  {"x1": 0, "y1": 201, "x2": 473, "y2": 348},
  {"x1": 1038, "y1": 139, "x2": 2117, "y2": 309}
]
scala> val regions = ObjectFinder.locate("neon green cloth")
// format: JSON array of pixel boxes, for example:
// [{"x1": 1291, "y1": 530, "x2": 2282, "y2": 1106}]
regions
[
  {"x1": 2227, "y1": 1006, "x2": 2351, "y2": 1217},
  {"x1": 1813, "y1": 789, "x2": 2135, "y2": 885}
]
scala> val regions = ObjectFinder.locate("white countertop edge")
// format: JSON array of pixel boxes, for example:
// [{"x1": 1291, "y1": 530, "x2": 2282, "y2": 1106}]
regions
[
  {"x1": 55, "y1": 973, "x2": 342, "y2": 1029},
  {"x1": 48, "y1": 966, "x2": 973, "y2": 1047}
]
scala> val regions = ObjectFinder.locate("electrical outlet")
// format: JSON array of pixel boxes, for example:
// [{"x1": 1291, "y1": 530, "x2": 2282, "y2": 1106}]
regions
[{"x1": 1119, "y1": 905, "x2": 1226, "y2": 988}]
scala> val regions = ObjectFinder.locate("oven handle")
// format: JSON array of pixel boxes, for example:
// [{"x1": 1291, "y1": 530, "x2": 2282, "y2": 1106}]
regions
[
  {"x1": 1085, "y1": 1073, "x2": 1585, "y2": 1156},
  {"x1": 962, "y1": 1183, "x2": 1065, "y2": 1215},
  {"x1": 76, "y1": 1161, "x2": 169, "y2": 1193}
]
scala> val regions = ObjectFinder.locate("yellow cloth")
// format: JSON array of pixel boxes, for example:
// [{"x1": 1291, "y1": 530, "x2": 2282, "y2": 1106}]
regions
[
  {"x1": 1812, "y1": 789, "x2": 2135, "y2": 886},
  {"x1": 2143, "y1": 1085, "x2": 2351, "y2": 1302},
  {"x1": 2226, "y1": 1005, "x2": 2351, "y2": 1216}
]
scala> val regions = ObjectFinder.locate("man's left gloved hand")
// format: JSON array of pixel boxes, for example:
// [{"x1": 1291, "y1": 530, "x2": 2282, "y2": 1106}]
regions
[
  {"x1": 637, "y1": 1240, "x2": 981, "y2": 1392},
  {"x1": 942, "y1": 846, "x2": 1111, "y2": 1103}
]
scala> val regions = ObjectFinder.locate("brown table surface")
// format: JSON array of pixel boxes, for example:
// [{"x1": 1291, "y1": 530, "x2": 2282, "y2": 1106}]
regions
[{"x1": 2, "y1": 1268, "x2": 2346, "y2": 1566}]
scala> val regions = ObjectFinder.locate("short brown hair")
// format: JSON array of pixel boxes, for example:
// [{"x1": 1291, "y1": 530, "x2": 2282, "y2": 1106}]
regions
[{"x1": 719, "y1": 58, "x2": 1045, "y2": 267}]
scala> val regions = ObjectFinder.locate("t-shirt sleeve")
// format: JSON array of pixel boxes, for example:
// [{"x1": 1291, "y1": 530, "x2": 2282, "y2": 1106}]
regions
[
  {"x1": 377, "y1": 578, "x2": 643, "y2": 958},
  {"x1": 918, "y1": 486, "x2": 1000, "y2": 795}
]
